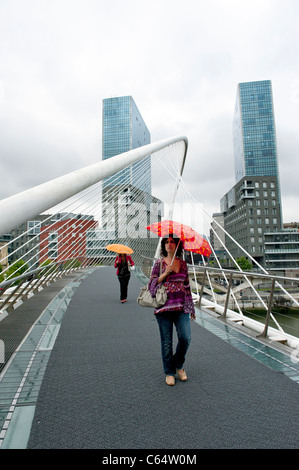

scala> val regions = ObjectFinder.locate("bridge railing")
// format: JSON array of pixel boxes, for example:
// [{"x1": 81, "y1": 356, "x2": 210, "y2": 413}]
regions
[
  {"x1": 140, "y1": 256, "x2": 299, "y2": 350},
  {"x1": 0, "y1": 136, "x2": 188, "y2": 317},
  {"x1": 1, "y1": 133, "x2": 299, "y2": 353},
  {"x1": 0, "y1": 136, "x2": 187, "y2": 285},
  {"x1": 0, "y1": 257, "x2": 98, "y2": 316}
]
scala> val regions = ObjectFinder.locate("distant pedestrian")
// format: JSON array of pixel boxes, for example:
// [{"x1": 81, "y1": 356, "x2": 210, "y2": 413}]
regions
[
  {"x1": 148, "y1": 235, "x2": 195, "y2": 386},
  {"x1": 114, "y1": 253, "x2": 135, "y2": 303}
]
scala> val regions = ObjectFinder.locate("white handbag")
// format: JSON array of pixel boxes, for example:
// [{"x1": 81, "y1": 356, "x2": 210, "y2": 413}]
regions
[{"x1": 137, "y1": 260, "x2": 167, "y2": 308}]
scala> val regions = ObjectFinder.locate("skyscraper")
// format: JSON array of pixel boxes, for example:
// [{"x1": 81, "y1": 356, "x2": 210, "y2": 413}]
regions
[
  {"x1": 95, "y1": 95, "x2": 160, "y2": 265},
  {"x1": 233, "y1": 80, "x2": 280, "y2": 191},
  {"x1": 221, "y1": 80, "x2": 283, "y2": 264},
  {"x1": 102, "y1": 96, "x2": 151, "y2": 194}
]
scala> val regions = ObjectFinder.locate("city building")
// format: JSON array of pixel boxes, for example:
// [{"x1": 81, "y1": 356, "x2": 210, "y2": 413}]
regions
[
  {"x1": 1, "y1": 215, "x2": 50, "y2": 268},
  {"x1": 39, "y1": 215, "x2": 97, "y2": 265},
  {"x1": 210, "y1": 213, "x2": 226, "y2": 259},
  {"x1": 98, "y1": 95, "x2": 161, "y2": 264},
  {"x1": 221, "y1": 175, "x2": 282, "y2": 263},
  {"x1": 233, "y1": 80, "x2": 281, "y2": 201},
  {"x1": 86, "y1": 184, "x2": 163, "y2": 265},
  {"x1": 264, "y1": 230, "x2": 299, "y2": 276},
  {"x1": 221, "y1": 80, "x2": 283, "y2": 266},
  {"x1": 102, "y1": 96, "x2": 151, "y2": 194}
]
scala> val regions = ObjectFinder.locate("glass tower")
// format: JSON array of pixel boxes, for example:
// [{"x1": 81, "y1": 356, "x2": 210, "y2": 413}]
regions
[
  {"x1": 221, "y1": 80, "x2": 283, "y2": 264},
  {"x1": 102, "y1": 96, "x2": 151, "y2": 194},
  {"x1": 233, "y1": 80, "x2": 280, "y2": 186}
]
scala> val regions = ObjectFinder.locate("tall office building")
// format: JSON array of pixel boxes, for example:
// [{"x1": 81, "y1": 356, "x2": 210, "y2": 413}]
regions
[
  {"x1": 233, "y1": 80, "x2": 281, "y2": 203},
  {"x1": 89, "y1": 96, "x2": 161, "y2": 266},
  {"x1": 221, "y1": 80, "x2": 283, "y2": 264},
  {"x1": 102, "y1": 96, "x2": 151, "y2": 194}
]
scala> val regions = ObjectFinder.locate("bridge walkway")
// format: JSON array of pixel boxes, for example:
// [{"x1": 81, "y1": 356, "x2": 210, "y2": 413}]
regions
[{"x1": 1, "y1": 266, "x2": 299, "y2": 449}]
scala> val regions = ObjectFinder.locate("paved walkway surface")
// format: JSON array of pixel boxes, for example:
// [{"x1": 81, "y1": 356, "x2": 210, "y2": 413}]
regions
[{"x1": 1, "y1": 267, "x2": 299, "y2": 449}]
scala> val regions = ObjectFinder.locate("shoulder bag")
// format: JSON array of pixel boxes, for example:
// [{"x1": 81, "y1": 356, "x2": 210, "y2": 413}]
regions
[{"x1": 137, "y1": 260, "x2": 167, "y2": 308}]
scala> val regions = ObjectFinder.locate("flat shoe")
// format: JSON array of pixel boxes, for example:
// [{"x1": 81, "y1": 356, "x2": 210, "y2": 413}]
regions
[
  {"x1": 177, "y1": 369, "x2": 187, "y2": 381},
  {"x1": 165, "y1": 375, "x2": 175, "y2": 386}
]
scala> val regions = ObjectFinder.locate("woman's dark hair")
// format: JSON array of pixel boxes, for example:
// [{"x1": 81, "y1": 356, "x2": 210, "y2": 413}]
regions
[{"x1": 160, "y1": 234, "x2": 184, "y2": 258}]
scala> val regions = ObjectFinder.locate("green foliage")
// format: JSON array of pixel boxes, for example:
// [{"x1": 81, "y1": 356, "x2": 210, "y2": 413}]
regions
[
  {"x1": 235, "y1": 256, "x2": 253, "y2": 271},
  {"x1": 3, "y1": 259, "x2": 30, "y2": 285}
]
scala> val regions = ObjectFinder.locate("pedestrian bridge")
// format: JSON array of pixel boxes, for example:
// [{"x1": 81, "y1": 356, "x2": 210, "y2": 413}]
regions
[
  {"x1": 1, "y1": 266, "x2": 299, "y2": 449},
  {"x1": 0, "y1": 136, "x2": 299, "y2": 449}
]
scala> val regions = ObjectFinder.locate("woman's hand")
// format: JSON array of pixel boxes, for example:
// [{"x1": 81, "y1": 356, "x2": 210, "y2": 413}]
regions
[
  {"x1": 157, "y1": 265, "x2": 173, "y2": 283},
  {"x1": 164, "y1": 265, "x2": 174, "y2": 276}
]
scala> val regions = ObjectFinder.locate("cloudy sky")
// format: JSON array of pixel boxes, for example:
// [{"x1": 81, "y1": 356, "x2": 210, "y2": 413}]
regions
[{"x1": 0, "y1": 0, "x2": 298, "y2": 222}]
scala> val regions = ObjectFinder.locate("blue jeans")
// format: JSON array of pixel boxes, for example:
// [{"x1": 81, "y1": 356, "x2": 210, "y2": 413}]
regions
[{"x1": 156, "y1": 311, "x2": 191, "y2": 376}]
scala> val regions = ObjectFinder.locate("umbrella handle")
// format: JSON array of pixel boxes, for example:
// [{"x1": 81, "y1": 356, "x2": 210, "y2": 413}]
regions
[{"x1": 171, "y1": 239, "x2": 181, "y2": 265}]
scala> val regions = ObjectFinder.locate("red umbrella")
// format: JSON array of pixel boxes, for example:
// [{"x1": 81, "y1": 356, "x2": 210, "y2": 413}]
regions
[
  {"x1": 146, "y1": 220, "x2": 196, "y2": 242},
  {"x1": 146, "y1": 220, "x2": 212, "y2": 257},
  {"x1": 184, "y1": 233, "x2": 212, "y2": 257}
]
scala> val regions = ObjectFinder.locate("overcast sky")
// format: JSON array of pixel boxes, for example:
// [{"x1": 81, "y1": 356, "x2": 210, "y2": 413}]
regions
[{"x1": 0, "y1": 0, "x2": 298, "y2": 223}]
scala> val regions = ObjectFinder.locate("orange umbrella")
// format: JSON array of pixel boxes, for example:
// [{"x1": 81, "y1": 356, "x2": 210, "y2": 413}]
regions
[{"x1": 105, "y1": 244, "x2": 134, "y2": 254}]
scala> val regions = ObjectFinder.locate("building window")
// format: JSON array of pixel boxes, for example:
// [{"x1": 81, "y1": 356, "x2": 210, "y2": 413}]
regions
[
  {"x1": 28, "y1": 221, "x2": 41, "y2": 235},
  {"x1": 48, "y1": 232, "x2": 58, "y2": 258}
]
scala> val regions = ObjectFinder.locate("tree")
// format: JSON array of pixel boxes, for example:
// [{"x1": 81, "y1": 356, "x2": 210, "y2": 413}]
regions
[
  {"x1": 6, "y1": 260, "x2": 29, "y2": 284},
  {"x1": 235, "y1": 256, "x2": 252, "y2": 271}
]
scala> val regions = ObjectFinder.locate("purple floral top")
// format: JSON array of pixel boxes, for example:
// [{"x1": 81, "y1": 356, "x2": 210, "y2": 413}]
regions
[{"x1": 148, "y1": 258, "x2": 195, "y2": 315}]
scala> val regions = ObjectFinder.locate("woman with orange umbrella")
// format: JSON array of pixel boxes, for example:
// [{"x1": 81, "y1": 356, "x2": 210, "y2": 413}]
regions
[
  {"x1": 106, "y1": 244, "x2": 135, "y2": 303},
  {"x1": 147, "y1": 232, "x2": 196, "y2": 386}
]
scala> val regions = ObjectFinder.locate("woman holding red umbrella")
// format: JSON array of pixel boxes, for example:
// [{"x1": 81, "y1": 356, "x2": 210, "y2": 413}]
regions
[{"x1": 148, "y1": 234, "x2": 196, "y2": 386}]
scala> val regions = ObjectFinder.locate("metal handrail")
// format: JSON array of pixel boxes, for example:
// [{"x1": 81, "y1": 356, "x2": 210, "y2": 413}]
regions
[
  {"x1": 140, "y1": 256, "x2": 299, "y2": 348},
  {"x1": 0, "y1": 258, "x2": 85, "y2": 313}
]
